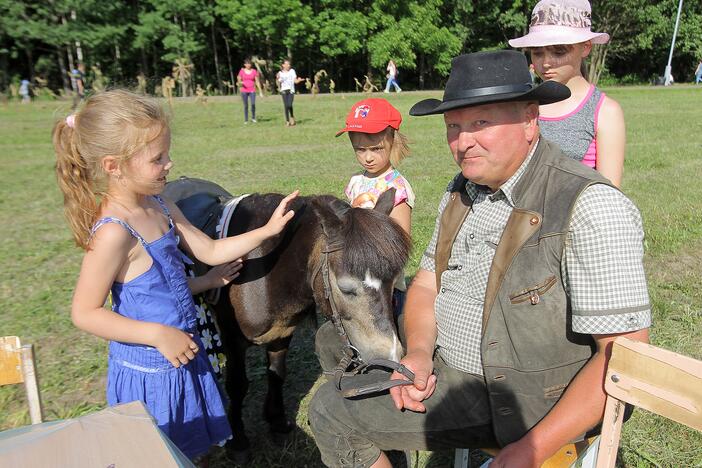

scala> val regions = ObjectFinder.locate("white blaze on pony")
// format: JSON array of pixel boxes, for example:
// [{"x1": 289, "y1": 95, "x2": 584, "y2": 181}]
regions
[{"x1": 363, "y1": 271, "x2": 382, "y2": 290}]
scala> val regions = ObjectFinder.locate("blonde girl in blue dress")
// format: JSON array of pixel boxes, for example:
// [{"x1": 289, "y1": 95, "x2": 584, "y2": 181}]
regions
[{"x1": 53, "y1": 89, "x2": 298, "y2": 461}]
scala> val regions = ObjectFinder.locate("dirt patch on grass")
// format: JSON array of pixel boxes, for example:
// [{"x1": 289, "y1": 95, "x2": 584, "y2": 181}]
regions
[{"x1": 645, "y1": 239, "x2": 702, "y2": 287}]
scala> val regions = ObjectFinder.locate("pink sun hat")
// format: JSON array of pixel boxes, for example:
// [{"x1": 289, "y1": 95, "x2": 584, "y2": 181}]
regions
[{"x1": 508, "y1": 0, "x2": 609, "y2": 48}]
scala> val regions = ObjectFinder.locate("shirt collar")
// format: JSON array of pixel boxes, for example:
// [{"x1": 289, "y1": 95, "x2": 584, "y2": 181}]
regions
[{"x1": 464, "y1": 138, "x2": 540, "y2": 206}]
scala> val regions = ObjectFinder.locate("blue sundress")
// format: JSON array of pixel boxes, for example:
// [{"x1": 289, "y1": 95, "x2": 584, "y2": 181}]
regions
[{"x1": 91, "y1": 196, "x2": 232, "y2": 459}]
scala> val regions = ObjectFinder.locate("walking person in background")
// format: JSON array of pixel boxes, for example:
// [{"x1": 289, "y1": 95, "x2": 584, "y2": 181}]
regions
[
  {"x1": 276, "y1": 59, "x2": 304, "y2": 126},
  {"x1": 19, "y1": 79, "x2": 31, "y2": 103},
  {"x1": 71, "y1": 63, "x2": 86, "y2": 109},
  {"x1": 384, "y1": 60, "x2": 401, "y2": 93},
  {"x1": 510, "y1": 0, "x2": 626, "y2": 187},
  {"x1": 237, "y1": 58, "x2": 263, "y2": 125},
  {"x1": 695, "y1": 60, "x2": 702, "y2": 84}
]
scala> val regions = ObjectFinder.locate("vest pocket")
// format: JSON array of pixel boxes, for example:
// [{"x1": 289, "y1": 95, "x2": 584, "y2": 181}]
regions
[{"x1": 509, "y1": 275, "x2": 557, "y2": 305}]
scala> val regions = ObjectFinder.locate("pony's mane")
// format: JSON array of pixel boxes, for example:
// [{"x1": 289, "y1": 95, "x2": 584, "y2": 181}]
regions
[{"x1": 339, "y1": 207, "x2": 411, "y2": 281}]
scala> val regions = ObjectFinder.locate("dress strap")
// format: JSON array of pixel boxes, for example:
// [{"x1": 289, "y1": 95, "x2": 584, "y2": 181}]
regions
[
  {"x1": 153, "y1": 195, "x2": 174, "y2": 228},
  {"x1": 90, "y1": 217, "x2": 147, "y2": 246}
]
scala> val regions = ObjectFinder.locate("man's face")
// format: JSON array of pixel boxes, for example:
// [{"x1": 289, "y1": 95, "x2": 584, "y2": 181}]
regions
[{"x1": 444, "y1": 102, "x2": 538, "y2": 191}]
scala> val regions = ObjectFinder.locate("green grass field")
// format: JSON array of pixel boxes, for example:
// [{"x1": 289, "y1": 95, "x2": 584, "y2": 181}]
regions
[{"x1": 1, "y1": 87, "x2": 701, "y2": 467}]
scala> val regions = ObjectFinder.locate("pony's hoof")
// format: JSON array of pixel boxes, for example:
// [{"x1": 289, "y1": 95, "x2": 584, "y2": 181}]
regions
[
  {"x1": 269, "y1": 417, "x2": 296, "y2": 435},
  {"x1": 225, "y1": 447, "x2": 251, "y2": 466}
]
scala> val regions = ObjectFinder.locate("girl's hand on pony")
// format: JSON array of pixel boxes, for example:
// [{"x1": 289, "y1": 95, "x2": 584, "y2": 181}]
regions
[
  {"x1": 203, "y1": 260, "x2": 243, "y2": 289},
  {"x1": 264, "y1": 191, "x2": 299, "y2": 236},
  {"x1": 153, "y1": 325, "x2": 200, "y2": 368}
]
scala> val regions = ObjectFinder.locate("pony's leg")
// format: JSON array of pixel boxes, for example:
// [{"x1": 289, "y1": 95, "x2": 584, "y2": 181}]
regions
[
  {"x1": 264, "y1": 336, "x2": 296, "y2": 434},
  {"x1": 224, "y1": 338, "x2": 252, "y2": 459}
]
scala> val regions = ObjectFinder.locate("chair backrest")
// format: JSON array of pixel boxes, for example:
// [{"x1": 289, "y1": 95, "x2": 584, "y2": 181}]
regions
[
  {"x1": 596, "y1": 337, "x2": 702, "y2": 467},
  {"x1": 0, "y1": 336, "x2": 43, "y2": 424}
]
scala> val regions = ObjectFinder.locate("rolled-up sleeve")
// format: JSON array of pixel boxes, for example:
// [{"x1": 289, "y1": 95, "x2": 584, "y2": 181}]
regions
[{"x1": 563, "y1": 184, "x2": 651, "y2": 334}]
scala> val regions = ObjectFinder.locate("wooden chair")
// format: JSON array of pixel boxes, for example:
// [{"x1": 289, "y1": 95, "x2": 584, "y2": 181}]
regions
[
  {"x1": 0, "y1": 336, "x2": 43, "y2": 424},
  {"x1": 596, "y1": 337, "x2": 702, "y2": 467}
]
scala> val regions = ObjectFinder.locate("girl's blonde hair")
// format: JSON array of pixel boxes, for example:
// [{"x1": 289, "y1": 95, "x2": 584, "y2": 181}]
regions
[
  {"x1": 53, "y1": 89, "x2": 169, "y2": 250},
  {"x1": 387, "y1": 128, "x2": 410, "y2": 168}
]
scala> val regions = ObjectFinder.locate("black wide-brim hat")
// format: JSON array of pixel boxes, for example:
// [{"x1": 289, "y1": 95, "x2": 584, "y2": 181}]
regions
[{"x1": 410, "y1": 50, "x2": 570, "y2": 116}]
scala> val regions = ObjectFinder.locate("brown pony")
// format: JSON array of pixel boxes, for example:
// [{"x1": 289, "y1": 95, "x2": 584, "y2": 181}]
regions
[{"x1": 163, "y1": 177, "x2": 410, "y2": 459}]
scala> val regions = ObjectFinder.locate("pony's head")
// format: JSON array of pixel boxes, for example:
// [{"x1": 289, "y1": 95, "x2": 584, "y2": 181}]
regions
[{"x1": 312, "y1": 189, "x2": 410, "y2": 362}]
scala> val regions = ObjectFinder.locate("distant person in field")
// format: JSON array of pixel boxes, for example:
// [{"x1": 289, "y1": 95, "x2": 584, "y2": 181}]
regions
[
  {"x1": 337, "y1": 98, "x2": 414, "y2": 316},
  {"x1": 19, "y1": 79, "x2": 31, "y2": 103},
  {"x1": 276, "y1": 59, "x2": 305, "y2": 126},
  {"x1": 695, "y1": 61, "x2": 702, "y2": 84},
  {"x1": 510, "y1": 0, "x2": 625, "y2": 187},
  {"x1": 384, "y1": 59, "x2": 401, "y2": 93},
  {"x1": 71, "y1": 63, "x2": 86, "y2": 109},
  {"x1": 237, "y1": 58, "x2": 263, "y2": 125}
]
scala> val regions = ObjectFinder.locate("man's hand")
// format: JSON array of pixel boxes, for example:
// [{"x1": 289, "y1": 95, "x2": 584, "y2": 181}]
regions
[
  {"x1": 388, "y1": 349, "x2": 436, "y2": 412},
  {"x1": 489, "y1": 437, "x2": 543, "y2": 468}
]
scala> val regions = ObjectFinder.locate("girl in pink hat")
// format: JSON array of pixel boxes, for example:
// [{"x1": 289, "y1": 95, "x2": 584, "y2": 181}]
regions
[{"x1": 509, "y1": 0, "x2": 625, "y2": 187}]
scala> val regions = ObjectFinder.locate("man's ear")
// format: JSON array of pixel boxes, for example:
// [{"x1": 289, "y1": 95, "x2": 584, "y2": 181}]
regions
[{"x1": 524, "y1": 102, "x2": 539, "y2": 142}]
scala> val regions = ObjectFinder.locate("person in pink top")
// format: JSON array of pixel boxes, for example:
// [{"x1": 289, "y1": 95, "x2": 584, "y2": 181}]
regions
[
  {"x1": 509, "y1": 0, "x2": 625, "y2": 187},
  {"x1": 237, "y1": 59, "x2": 263, "y2": 125}
]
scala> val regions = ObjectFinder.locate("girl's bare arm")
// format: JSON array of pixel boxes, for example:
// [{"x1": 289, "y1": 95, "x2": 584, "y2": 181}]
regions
[{"x1": 166, "y1": 191, "x2": 299, "y2": 266}]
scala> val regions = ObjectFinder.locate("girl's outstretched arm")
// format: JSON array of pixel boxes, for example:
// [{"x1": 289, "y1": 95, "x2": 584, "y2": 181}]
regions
[
  {"x1": 595, "y1": 96, "x2": 625, "y2": 188},
  {"x1": 71, "y1": 223, "x2": 198, "y2": 368},
  {"x1": 167, "y1": 190, "x2": 299, "y2": 266}
]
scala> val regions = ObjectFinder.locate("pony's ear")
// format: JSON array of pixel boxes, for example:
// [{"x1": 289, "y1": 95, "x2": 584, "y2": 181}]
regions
[
  {"x1": 311, "y1": 196, "x2": 350, "y2": 236},
  {"x1": 373, "y1": 188, "x2": 396, "y2": 216}
]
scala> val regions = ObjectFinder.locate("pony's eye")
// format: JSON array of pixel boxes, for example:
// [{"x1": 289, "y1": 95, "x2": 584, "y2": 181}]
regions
[
  {"x1": 338, "y1": 286, "x2": 358, "y2": 296},
  {"x1": 336, "y1": 277, "x2": 359, "y2": 296}
]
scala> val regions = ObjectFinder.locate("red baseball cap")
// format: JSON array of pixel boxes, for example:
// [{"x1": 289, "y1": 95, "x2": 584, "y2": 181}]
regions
[{"x1": 335, "y1": 98, "x2": 402, "y2": 137}]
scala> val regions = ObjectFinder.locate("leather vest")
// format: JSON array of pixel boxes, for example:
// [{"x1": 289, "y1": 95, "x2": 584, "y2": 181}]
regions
[{"x1": 434, "y1": 139, "x2": 613, "y2": 446}]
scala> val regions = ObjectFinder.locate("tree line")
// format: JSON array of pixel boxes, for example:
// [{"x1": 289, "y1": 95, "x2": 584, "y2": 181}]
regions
[{"x1": 1, "y1": 0, "x2": 701, "y2": 97}]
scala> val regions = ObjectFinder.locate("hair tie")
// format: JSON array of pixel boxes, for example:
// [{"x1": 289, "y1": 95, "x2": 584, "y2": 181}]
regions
[{"x1": 66, "y1": 114, "x2": 76, "y2": 128}]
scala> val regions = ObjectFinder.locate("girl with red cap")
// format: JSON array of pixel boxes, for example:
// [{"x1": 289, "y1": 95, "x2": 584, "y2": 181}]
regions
[
  {"x1": 510, "y1": 0, "x2": 625, "y2": 187},
  {"x1": 336, "y1": 98, "x2": 415, "y2": 315}
]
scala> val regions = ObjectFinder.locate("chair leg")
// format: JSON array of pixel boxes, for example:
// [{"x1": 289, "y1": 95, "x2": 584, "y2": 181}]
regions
[
  {"x1": 20, "y1": 344, "x2": 43, "y2": 424},
  {"x1": 454, "y1": 448, "x2": 469, "y2": 468},
  {"x1": 596, "y1": 396, "x2": 625, "y2": 468}
]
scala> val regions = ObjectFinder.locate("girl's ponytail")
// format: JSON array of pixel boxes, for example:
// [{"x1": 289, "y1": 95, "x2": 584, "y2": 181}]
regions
[{"x1": 53, "y1": 116, "x2": 100, "y2": 249}]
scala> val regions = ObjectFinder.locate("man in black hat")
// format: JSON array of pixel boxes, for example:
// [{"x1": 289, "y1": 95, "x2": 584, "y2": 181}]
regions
[{"x1": 308, "y1": 50, "x2": 650, "y2": 468}]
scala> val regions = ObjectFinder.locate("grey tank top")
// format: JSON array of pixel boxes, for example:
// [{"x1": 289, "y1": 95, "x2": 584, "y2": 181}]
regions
[{"x1": 538, "y1": 85, "x2": 603, "y2": 163}]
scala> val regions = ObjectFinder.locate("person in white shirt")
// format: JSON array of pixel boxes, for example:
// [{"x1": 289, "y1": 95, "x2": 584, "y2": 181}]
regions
[
  {"x1": 276, "y1": 60, "x2": 305, "y2": 126},
  {"x1": 384, "y1": 60, "x2": 401, "y2": 93}
]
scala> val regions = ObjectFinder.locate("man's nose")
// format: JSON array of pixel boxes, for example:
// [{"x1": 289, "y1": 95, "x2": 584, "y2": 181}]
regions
[{"x1": 457, "y1": 130, "x2": 477, "y2": 152}]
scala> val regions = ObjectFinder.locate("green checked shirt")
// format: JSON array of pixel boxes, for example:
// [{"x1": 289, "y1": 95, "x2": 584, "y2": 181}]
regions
[{"x1": 420, "y1": 143, "x2": 651, "y2": 376}]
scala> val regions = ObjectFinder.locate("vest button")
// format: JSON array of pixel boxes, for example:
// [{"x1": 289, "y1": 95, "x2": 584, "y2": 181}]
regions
[
  {"x1": 469, "y1": 233, "x2": 475, "y2": 239},
  {"x1": 441, "y1": 288, "x2": 446, "y2": 293},
  {"x1": 530, "y1": 216, "x2": 539, "y2": 225},
  {"x1": 457, "y1": 265, "x2": 463, "y2": 270}
]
